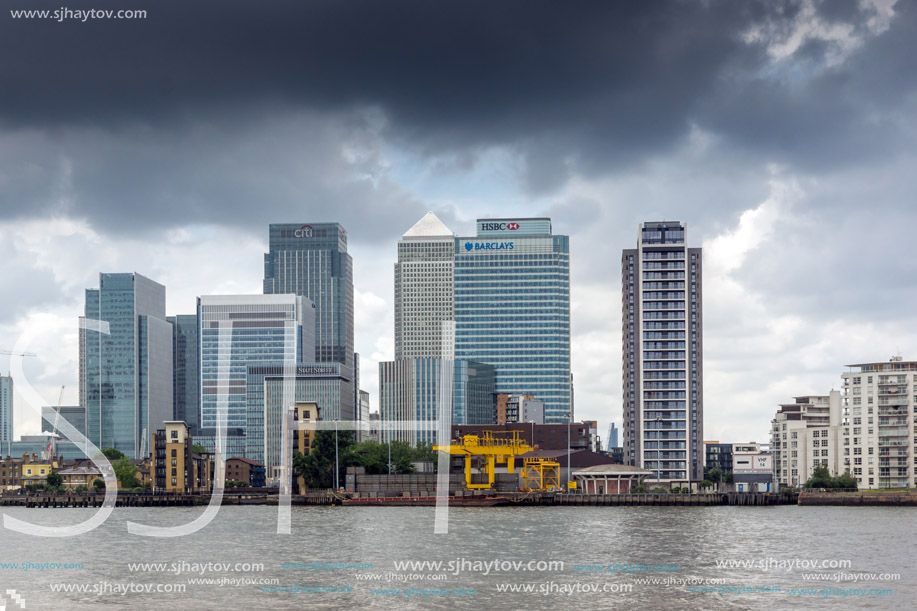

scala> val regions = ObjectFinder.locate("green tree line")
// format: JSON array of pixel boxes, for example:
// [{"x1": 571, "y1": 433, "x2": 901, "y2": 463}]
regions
[{"x1": 293, "y1": 431, "x2": 437, "y2": 490}]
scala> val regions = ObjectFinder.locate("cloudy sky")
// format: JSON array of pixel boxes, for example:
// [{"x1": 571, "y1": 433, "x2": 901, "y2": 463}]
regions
[{"x1": 2, "y1": 0, "x2": 914, "y2": 446}]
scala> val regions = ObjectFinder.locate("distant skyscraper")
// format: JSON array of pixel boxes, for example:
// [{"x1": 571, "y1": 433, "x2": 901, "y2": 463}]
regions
[
  {"x1": 394, "y1": 212, "x2": 455, "y2": 360},
  {"x1": 263, "y1": 222, "x2": 356, "y2": 426},
  {"x1": 42, "y1": 405, "x2": 86, "y2": 440},
  {"x1": 380, "y1": 358, "x2": 495, "y2": 445},
  {"x1": 81, "y1": 272, "x2": 173, "y2": 458},
  {"x1": 622, "y1": 221, "x2": 703, "y2": 483},
  {"x1": 248, "y1": 362, "x2": 353, "y2": 480},
  {"x1": 608, "y1": 422, "x2": 619, "y2": 448},
  {"x1": 454, "y1": 218, "x2": 571, "y2": 423},
  {"x1": 197, "y1": 295, "x2": 312, "y2": 455},
  {"x1": 263, "y1": 223, "x2": 353, "y2": 370},
  {"x1": 0, "y1": 375, "x2": 13, "y2": 444},
  {"x1": 167, "y1": 314, "x2": 199, "y2": 433}
]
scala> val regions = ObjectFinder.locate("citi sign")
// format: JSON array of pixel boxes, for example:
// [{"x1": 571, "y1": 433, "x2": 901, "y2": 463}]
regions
[
  {"x1": 294, "y1": 225, "x2": 313, "y2": 238},
  {"x1": 480, "y1": 221, "x2": 520, "y2": 231},
  {"x1": 464, "y1": 241, "x2": 515, "y2": 251}
]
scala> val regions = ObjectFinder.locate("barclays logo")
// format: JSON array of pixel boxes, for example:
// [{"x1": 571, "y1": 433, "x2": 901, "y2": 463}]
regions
[{"x1": 464, "y1": 243, "x2": 473, "y2": 251}]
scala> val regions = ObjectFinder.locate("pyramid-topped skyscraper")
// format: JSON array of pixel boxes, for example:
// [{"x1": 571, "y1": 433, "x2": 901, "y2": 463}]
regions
[{"x1": 395, "y1": 211, "x2": 455, "y2": 360}]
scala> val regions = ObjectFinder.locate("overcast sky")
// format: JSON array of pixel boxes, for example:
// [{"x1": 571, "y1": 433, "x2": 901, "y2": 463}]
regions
[{"x1": 2, "y1": 0, "x2": 915, "y2": 446}]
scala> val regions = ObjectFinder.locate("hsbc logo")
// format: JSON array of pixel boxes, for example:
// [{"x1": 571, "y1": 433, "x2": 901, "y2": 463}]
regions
[
  {"x1": 481, "y1": 222, "x2": 520, "y2": 231},
  {"x1": 293, "y1": 225, "x2": 313, "y2": 238}
]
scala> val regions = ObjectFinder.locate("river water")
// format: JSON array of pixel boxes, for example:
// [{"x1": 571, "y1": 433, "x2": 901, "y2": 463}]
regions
[{"x1": 0, "y1": 505, "x2": 913, "y2": 609}]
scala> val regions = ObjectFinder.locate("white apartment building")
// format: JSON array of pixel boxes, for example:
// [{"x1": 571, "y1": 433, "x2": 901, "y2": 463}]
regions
[
  {"x1": 841, "y1": 357, "x2": 916, "y2": 489},
  {"x1": 771, "y1": 391, "x2": 843, "y2": 488}
]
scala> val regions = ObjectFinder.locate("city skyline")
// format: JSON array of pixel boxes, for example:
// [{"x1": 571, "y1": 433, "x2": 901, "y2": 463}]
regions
[{"x1": 3, "y1": 2, "x2": 917, "y2": 450}]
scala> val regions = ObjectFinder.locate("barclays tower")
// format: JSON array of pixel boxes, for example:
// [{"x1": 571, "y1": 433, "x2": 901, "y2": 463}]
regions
[{"x1": 454, "y1": 219, "x2": 571, "y2": 424}]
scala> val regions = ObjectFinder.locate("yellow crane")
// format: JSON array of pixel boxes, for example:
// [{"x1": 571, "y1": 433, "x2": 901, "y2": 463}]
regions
[
  {"x1": 434, "y1": 431, "x2": 534, "y2": 490},
  {"x1": 520, "y1": 458, "x2": 561, "y2": 491}
]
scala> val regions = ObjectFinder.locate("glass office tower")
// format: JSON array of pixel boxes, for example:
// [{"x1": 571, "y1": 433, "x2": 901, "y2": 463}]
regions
[
  {"x1": 263, "y1": 223, "x2": 356, "y2": 428},
  {"x1": 622, "y1": 221, "x2": 704, "y2": 483},
  {"x1": 263, "y1": 223, "x2": 353, "y2": 370},
  {"x1": 167, "y1": 314, "x2": 200, "y2": 433},
  {"x1": 81, "y1": 272, "x2": 173, "y2": 459},
  {"x1": 197, "y1": 295, "x2": 312, "y2": 456},
  {"x1": 454, "y1": 218, "x2": 571, "y2": 423},
  {"x1": 379, "y1": 358, "x2": 495, "y2": 445}
]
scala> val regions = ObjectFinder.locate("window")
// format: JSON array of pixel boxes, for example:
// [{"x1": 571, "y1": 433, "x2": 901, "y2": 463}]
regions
[{"x1": 171, "y1": 430, "x2": 178, "y2": 439}]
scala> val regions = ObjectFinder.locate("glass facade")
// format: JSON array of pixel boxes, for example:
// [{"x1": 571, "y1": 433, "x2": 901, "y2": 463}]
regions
[
  {"x1": 0, "y1": 376, "x2": 12, "y2": 444},
  {"x1": 379, "y1": 358, "x2": 495, "y2": 445},
  {"x1": 252, "y1": 363, "x2": 354, "y2": 474},
  {"x1": 167, "y1": 314, "x2": 200, "y2": 433},
  {"x1": 263, "y1": 223, "x2": 354, "y2": 371},
  {"x1": 198, "y1": 295, "x2": 308, "y2": 455},
  {"x1": 81, "y1": 273, "x2": 172, "y2": 458},
  {"x1": 454, "y1": 219, "x2": 571, "y2": 423},
  {"x1": 622, "y1": 222, "x2": 703, "y2": 482},
  {"x1": 264, "y1": 223, "x2": 356, "y2": 426},
  {"x1": 42, "y1": 405, "x2": 86, "y2": 440}
]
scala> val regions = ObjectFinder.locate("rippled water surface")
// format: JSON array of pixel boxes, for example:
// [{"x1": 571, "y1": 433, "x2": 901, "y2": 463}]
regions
[{"x1": 0, "y1": 505, "x2": 913, "y2": 609}]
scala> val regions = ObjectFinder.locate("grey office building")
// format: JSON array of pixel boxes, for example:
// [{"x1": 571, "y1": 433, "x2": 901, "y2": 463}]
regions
[
  {"x1": 248, "y1": 363, "x2": 354, "y2": 480},
  {"x1": 42, "y1": 405, "x2": 86, "y2": 440},
  {"x1": 81, "y1": 273, "x2": 173, "y2": 459},
  {"x1": 167, "y1": 314, "x2": 200, "y2": 433},
  {"x1": 263, "y1": 223, "x2": 353, "y2": 370},
  {"x1": 622, "y1": 221, "x2": 703, "y2": 483},
  {"x1": 264, "y1": 222, "x2": 356, "y2": 428},
  {"x1": 197, "y1": 295, "x2": 312, "y2": 457}
]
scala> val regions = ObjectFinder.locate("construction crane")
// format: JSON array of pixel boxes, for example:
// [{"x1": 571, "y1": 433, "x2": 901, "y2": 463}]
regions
[
  {"x1": 520, "y1": 458, "x2": 561, "y2": 491},
  {"x1": 0, "y1": 350, "x2": 37, "y2": 357},
  {"x1": 434, "y1": 431, "x2": 534, "y2": 490}
]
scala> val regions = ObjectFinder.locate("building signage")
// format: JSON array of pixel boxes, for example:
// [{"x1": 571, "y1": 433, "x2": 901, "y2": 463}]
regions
[
  {"x1": 296, "y1": 365, "x2": 337, "y2": 375},
  {"x1": 294, "y1": 225, "x2": 313, "y2": 238},
  {"x1": 733, "y1": 453, "x2": 772, "y2": 474},
  {"x1": 463, "y1": 241, "x2": 515, "y2": 252},
  {"x1": 480, "y1": 221, "x2": 520, "y2": 231}
]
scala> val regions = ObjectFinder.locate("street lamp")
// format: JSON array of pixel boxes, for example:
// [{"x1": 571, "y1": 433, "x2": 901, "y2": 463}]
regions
[
  {"x1": 566, "y1": 412, "x2": 572, "y2": 491},
  {"x1": 334, "y1": 419, "x2": 339, "y2": 491}
]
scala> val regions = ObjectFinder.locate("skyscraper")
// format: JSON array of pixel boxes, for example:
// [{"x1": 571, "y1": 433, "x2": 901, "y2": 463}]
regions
[
  {"x1": 622, "y1": 221, "x2": 703, "y2": 483},
  {"x1": 0, "y1": 375, "x2": 13, "y2": 444},
  {"x1": 167, "y1": 314, "x2": 199, "y2": 433},
  {"x1": 263, "y1": 223, "x2": 353, "y2": 370},
  {"x1": 454, "y1": 218, "x2": 571, "y2": 423},
  {"x1": 263, "y1": 222, "x2": 357, "y2": 431},
  {"x1": 81, "y1": 272, "x2": 173, "y2": 458},
  {"x1": 197, "y1": 294, "x2": 312, "y2": 456},
  {"x1": 394, "y1": 212, "x2": 455, "y2": 360}
]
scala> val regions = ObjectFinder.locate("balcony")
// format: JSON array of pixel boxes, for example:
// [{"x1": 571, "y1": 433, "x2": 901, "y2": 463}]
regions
[
  {"x1": 878, "y1": 418, "x2": 908, "y2": 426},
  {"x1": 879, "y1": 438, "x2": 909, "y2": 446},
  {"x1": 878, "y1": 427, "x2": 909, "y2": 436},
  {"x1": 878, "y1": 386, "x2": 908, "y2": 396}
]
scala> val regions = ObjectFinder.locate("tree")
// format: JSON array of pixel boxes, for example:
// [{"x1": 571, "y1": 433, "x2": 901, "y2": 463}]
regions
[
  {"x1": 92, "y1": 478, "x2": 105, "y2": 491},
  {"x1": 74, "y1": 485, "x2": 87, "y2": 493},
  {"x1": 707, "y1": 468, "x2": 722, "y2": 484},
  {"x1": 803, "y1": 466, "x2": 858, "y2": 490},
  {"x1": 192, "y1": 444, "x2": 208, "y2": 455},
  {"x1": 100, "y1": 448, "x2": 125, "y2": 461},
  {"x1": 700, "y1": 479, "x2": 714, "y2": 490},
  {"x1": 113, "y1": 456, "x2": 139, "y2": 489},
  {"x1": 46, "y1": 471, "x2": 63, "y2": 489}
]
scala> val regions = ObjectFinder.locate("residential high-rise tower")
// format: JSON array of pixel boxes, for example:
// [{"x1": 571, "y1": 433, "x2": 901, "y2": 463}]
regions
[{"x1": 622, "y1": 221, "x2": 703, "y2": 483}]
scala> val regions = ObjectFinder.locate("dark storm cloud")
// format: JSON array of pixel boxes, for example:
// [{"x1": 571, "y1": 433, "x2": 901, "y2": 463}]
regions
[{"x1": 0, "y1": 0, "x2": 913, "y2": 233}]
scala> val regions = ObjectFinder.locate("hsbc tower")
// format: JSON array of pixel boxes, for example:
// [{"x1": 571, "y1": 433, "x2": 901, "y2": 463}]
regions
[{"x1": 454, "y1": 218, "x2": 572, "y2": 424}]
